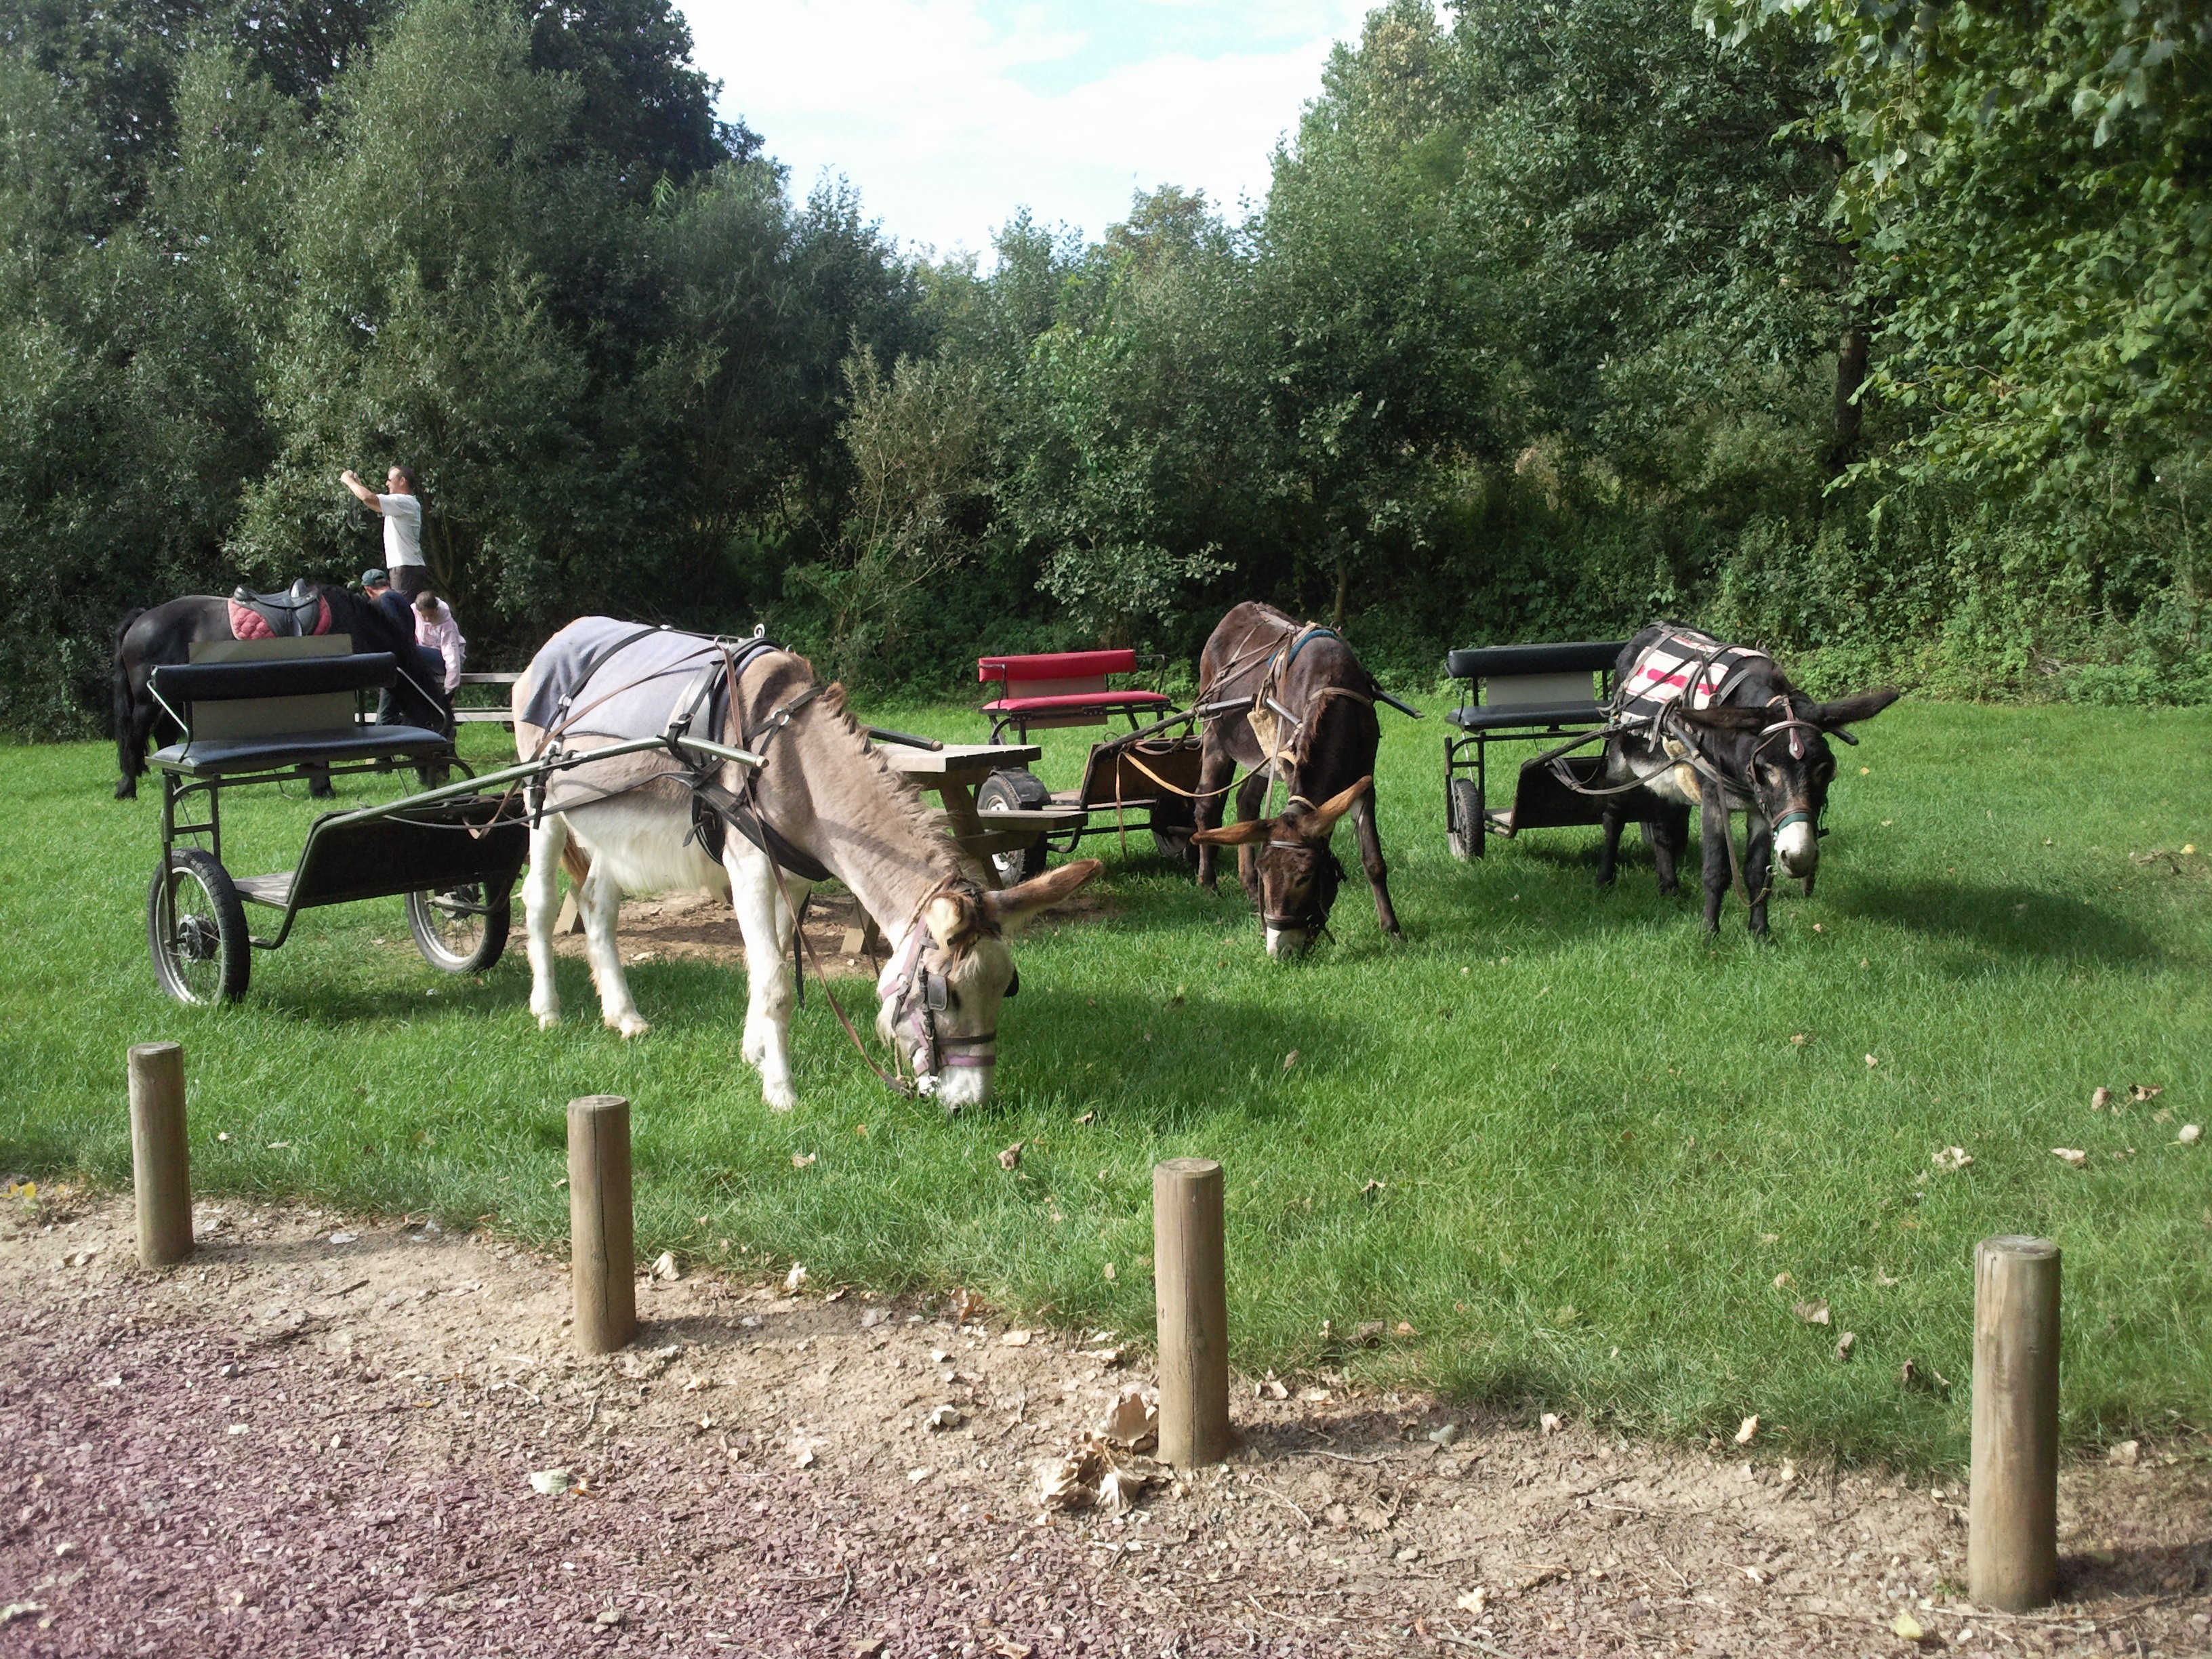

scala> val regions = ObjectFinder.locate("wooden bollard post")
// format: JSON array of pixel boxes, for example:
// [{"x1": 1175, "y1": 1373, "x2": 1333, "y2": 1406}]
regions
[
  {"x1": 567, "y1": 1096, "x2": 636, "y2": 1355},
  {"x1": 1153, "y1": 1157, "x2": 1230, "y2": 1467},
  {"x1": 127, "y1": 1042, "x2": 193, "y2": 1267},
  {"x1": 1969, "y1": 1235, "x2": 2062, "y2": 1612}
]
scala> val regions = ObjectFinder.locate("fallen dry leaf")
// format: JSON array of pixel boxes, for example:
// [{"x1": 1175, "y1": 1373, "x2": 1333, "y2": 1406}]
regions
[
  {"x1": 1455, "y1": 1588, "x2": 1490, "y2": 1614},
  {"x1": 1355, "y1": 1321, "x2": 1386, "y2": 1347},
  {"x1": 1395, "y1": 1320, "x2": 1416, "y2": 1336},
  {"x1": 1097, "y1": 1467, "x2": 1147, "y2": 1515},
  {"x1": 999, "y1": 1328, "x2": 1032, "y2": 1347},
  {"x1": 2091, "y1": 1086, "x2": 2112, "y2": 1110},
  {"x1": 998, "y1": 1143, "x2": 1022, "y2": 1171},
  {"x1": 790, "y1": 1153, "x2": 815, "y2": 1169},
  {"x1": 651, "y1": 1252, "x2": 679, "y2": 1282},
  {"x1": 1282, "y1": 1050, "x2": 1299, "y2": 1070},
  {"x1": 1735, "y1": 1414, "x2": 1759, "y2": 1446},
  {"x1": 1892, "y1": 1612, "x2": 1927, "y2": 1643},
  {"x1": 1793, "y1": 1299, "x2": 1831, "y2": 1326},
  {"x1": 784, "y1": 1263, "x2": 806, "y2": 1292},
  {"x1": 1835, "y1": 1331, "x2": 1856, "y2": 1362},
  {"x1": 1256, "y1": 1376, "x2": 1288, "y2": 1399},
  {"x1": 2107, "y1": 1439, "x2": 2140, "y2": 1467},
  {"x1": 2052, "y1": 1147, "x2": 2088, "y2": 1168},
  {"x1": 528, "y1": 1467, "x2": 573, "y2": 1497},
  {"x1": 1931, "y1": 1146, "x2": 1973, "y2": 1172},
  {"x1": 1101, "y1": 1387, "x2": 1158, "y2": 1450},
  {"x1": 1864, "y1": 1053, "x2": 1879, "y2": 1068},
  {"x1": 2179, "y1": 1124, "x2": 2203, "y2": 1145},
  {"x1": 1540, "y1": 1412, "x2": 1563, "y2": 1435},
  {"x1": 1773, "y1": 1271, "x2": 1795, "y2": 1290},
  {"x1": 1100, "y1": 1262, "x2": 1115, "y2": 1281},
  {"x1": 1073, "y1": 1111, "x2": 1096, "y2": 1125},
  {"x1": 2130, "y1": 1084, "x2": 2163, "y2": 1103}
]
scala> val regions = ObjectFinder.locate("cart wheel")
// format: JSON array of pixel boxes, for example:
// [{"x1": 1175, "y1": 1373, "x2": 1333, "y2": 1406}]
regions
[
  {"x1": 148, "y1": 846, "x2": 251, "y2": 1004},
  {"x1": 407, "y1": 883, "x2": 512, "y2": 973},
  {"x1": 977, "y1": 768, "x2": 1049, "y2": 884},
  {"x1": 1448, "y1": 778, "x2": 1486, "y2": 861}
]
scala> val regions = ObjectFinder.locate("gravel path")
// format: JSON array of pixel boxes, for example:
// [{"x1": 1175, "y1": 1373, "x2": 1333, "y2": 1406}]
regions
[{"x1": 2, "y1": 1191, "x2": 2205, "y2": 1658}]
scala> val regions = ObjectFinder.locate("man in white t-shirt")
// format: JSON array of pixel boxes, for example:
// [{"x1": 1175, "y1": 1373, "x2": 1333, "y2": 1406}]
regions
[{"x1": 340, "y1": 464, "x2": 427, "y2": 598}]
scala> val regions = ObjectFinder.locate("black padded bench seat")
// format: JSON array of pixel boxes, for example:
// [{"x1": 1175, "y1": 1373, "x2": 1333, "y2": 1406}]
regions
[
  {"x1": 151, "y1": 724, "x2": 453, "y2": 777},
  {"x1": 1447, "y1": 701, "x2": 1606, "y2": 733},
  {"x1": 1445, "y1": 640, "x2": 1625, "y2": 680}
]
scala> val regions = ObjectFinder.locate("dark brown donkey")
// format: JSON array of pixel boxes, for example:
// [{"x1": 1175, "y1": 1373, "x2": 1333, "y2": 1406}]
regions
[{"x1": 1189, "y1": 602, "x2": 1401, "y2": 958}]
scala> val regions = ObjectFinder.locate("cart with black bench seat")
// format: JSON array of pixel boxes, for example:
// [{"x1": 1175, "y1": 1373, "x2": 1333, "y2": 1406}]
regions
[
  {"x1": 972, "y1": 648, "x2": 1206, "y2": 881},
  {"x1": 144, "y1": 638, "x2": 761, "y2": 1004},
  {"x1": 1441, "y1": 639, "x2": 1661, "y2": 859}
]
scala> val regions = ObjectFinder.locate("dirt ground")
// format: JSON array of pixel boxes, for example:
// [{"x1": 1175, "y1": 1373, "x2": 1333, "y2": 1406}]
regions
[
  {"x1": 546, "y1": 886, "x2": 1120, "y2": 982},
  {"x1": 2, "y1": 1192, "x2": 2205, "y2": 1659}
]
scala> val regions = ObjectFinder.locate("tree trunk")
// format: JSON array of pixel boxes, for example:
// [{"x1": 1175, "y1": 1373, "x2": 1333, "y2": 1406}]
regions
[
  {"x1": 1828, "y1": 312, "x2": 1870, "y2": 477},
  {"x1": 1332, "y1": 562, "x2": 1349, "y2": 630}
]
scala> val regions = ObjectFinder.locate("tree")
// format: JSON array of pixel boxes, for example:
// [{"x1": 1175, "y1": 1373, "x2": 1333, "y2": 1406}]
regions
[{"x1": 1706, "y1": 0, "x2": 2212, "y2": 491}]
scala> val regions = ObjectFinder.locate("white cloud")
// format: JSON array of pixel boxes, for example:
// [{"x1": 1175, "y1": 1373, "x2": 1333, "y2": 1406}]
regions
[{"x1": 676, "y1": 0, "x2": 1376, "y2": 257}]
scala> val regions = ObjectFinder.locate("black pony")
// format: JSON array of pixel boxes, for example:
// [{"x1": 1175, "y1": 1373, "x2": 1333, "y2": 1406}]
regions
[
  {"x1": 112, "y1": 584, "x2": 446, "y2": 799},
  {"x1": 1595, "y1": 624, "x2": 1899, "y2": 934}
]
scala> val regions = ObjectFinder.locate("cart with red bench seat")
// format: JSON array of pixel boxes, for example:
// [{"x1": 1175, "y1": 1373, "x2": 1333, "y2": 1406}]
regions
[{"x1": 972, "y1": 647, "x2": 1205, "y2": 881}]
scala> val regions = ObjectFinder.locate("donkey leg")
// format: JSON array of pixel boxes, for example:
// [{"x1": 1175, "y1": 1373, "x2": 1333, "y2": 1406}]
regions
[
  {"x1": 574, "y1": 849, "x2": 647, "y2": 1038},
  {"x1": 1647, "y1": 805, "x2": 1690, "y2": 896},
  {"x1": 1233, "y1": 769, "x2": 1271, "y2": 901},
  {"x1": 523, "y1": 817, "x2": 569, "y2": 1029},
  {"x1": 1352, "y1": 794, "x2": 1401, "y2": 937},
  {"x1": 725, "y1": 838, "x2": 800, "y2": 1111},
  {"x1": 1193, "y1": 739, "x2": 1237, "y2": 894},
  {"x1": 1744, "y1": 814, "x2": 1775, "y2": 937},
  {"x1": 1597, "y1": 802, "x2": 1626, "y2": 888},
  {"x1": 1699, "y1": 797, "x2": 1731, "y2": 933}
]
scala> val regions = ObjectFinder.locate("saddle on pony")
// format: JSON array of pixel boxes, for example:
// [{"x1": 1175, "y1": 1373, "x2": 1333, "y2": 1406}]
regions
[{"x1": 228, "y1": 579, "x2": 333, "y2": 641}]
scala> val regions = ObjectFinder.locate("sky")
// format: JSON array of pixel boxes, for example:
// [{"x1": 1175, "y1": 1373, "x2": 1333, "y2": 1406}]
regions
[{"x1": 674, "y1": 0, "x2": 1382, "y2": 260}]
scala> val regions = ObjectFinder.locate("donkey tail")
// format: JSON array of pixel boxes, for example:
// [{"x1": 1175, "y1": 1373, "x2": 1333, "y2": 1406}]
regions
[{"x1": 112, "y1": 607, "x2": 148, "y2": 790}]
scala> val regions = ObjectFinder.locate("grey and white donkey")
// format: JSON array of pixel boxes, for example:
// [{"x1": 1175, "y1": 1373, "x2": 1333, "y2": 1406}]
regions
[{"x1": 512, "y1": 639, "x2": 1099, "y2": 1111}]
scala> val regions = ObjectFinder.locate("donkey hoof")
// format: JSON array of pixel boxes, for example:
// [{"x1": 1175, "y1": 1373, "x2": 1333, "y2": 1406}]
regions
[
  {"x1": 115, "y1": 778, "x2": 138, "y2": 800},
  {"x1": 763, "y1": 1082, "x2": 797, "y2": 1113},
  {"x1": 535, "y1": 1009, "x2": 562, "y2": 1031},
  {"x1": 610, "y1": 1014, "x2": 651, "y2": 1040}
]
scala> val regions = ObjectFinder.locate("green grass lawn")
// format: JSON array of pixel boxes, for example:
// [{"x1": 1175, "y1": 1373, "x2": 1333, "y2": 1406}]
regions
[{"x1": 4, "y1": 697, "x2": 2210, "y2": 1469}]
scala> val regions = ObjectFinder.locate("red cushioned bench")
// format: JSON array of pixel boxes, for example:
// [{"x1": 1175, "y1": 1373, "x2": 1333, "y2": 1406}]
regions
[{"x1": 977, "y1": 649, "x2": 1172, "y2": 743}]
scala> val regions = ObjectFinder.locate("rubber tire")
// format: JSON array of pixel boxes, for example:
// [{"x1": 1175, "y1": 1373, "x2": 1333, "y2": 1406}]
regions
[
  {"x1": 148, "y1": 846, "x2": 251, "y2": 1004},
  {"x1": 977, "y1": 768, "x2": 1049, "y2": 884},
  {"x1": 1447, "y1": 777, "x2": 1486, "y2": 861},
  {"x1": 1152, "y1": 825, "x2": 1198, "y2": 869},
  {"x1": 406, "y1": 884, "x2": 512, "y2": 974}
]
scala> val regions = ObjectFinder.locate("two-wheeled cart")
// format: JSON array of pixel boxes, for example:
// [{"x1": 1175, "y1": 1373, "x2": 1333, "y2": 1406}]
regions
[
  {"x1": 970, "y1": 649, "x2": 1206, "y2": 882},
  {"x1": 144, "y1": 644, "x2": 759, "y2": 1003}
]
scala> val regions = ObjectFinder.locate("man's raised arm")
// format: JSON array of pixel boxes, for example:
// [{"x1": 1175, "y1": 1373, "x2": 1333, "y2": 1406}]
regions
[{"x1": 340, "y1": 469, "x2": 383, "y2": 512}]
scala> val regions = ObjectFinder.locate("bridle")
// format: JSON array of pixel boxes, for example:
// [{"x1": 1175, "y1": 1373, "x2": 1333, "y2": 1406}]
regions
[
  {"x1": 1746, "y1": 693, "x2": 1832, "y2": 840},
  {"x1": 876, "y1": 879, "x2": 1015, "y2": 1096},
  {"x1": 1260, "y1": 830, "x2": 1345, "y2": 939}
]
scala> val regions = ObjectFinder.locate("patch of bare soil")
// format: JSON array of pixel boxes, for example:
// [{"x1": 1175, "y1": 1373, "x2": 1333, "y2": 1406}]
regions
[
  {"x1": 2, "y1": 1193, "x2": 2205, "y2": 1659},
  {"x1": 547, "y1": 884, "x2": 1121, "y2": 982}
]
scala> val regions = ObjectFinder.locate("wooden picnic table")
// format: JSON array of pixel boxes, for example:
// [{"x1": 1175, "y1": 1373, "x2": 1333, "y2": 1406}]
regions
[{"x1": 875, "y1": 741, "x2": 1088, "y2": 888}]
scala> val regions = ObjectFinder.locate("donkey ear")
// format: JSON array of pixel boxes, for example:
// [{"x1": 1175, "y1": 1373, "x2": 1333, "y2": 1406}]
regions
[
  {"x1": 1191, "y1": 817, "x2": 1275, "y2": 848},
  {"x1": 1673, "y1": 703, "x2": 1768, "y2": 733},
  {"x1": 1809, "y1": 687, "x2": 1902, "y2": 729},
  {"x1": 1295, "y1": 775, "x2": 1372, "y2": 840},
  {"x1": 981, "y1": 858, "x2": 1103, "y2": 935}
]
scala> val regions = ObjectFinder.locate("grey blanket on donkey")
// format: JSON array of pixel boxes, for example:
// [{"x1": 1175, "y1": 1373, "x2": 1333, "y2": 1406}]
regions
[{"x1": 520, "y1": 617, "x2": 735, "y2": 746}]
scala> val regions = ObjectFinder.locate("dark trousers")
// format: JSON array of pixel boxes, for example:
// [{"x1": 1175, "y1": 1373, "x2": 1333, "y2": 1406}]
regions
[{"x1": 390, "y1": 563, "x2": 429, "y2": 600}]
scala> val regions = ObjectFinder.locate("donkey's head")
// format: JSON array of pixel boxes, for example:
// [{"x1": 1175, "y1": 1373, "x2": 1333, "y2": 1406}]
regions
[
  {"x1": 876, "y1": 859, "x2": 1102, "y2": 1111},
  {"x1": 1191, "y1": 777, "x2": 1370, "y2": 959},
  {"x1": 1676, "y1": 685, "x2": 1901, "y2": 890}
]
